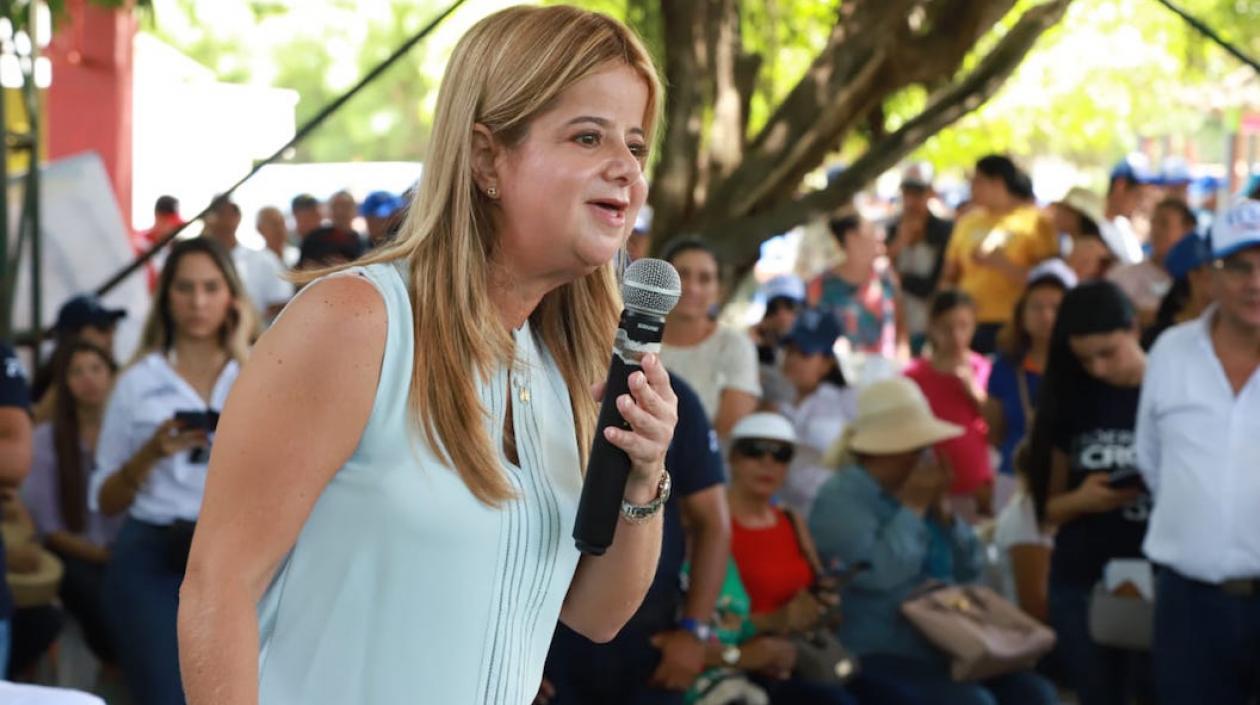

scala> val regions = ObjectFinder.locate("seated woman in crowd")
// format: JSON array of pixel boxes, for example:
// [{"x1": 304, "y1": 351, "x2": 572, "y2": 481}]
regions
[
  {"x1": 984, "y1": 259, "x2": 1073, "y2": 506},
  {"x1": 809, "y1": 378, "x2": 1058, "y2": 705},
  {"x1": 1026, "y1": 281, "x2": 1151, "y2": 705},
  {"x1": 807, "y1": 215, "x2": 907, "y2": 364},
  {"x1": 90, "y1": 238, "x2": 250, "y2": 705},
  {"x1": 20, "y1": 341, "x2": 123, "y2": 667},
  {"x1": 774, "y1": 309, "x2": 857, "y2": 518},
  {"x1": 724, "y1": 413, "x2": 916, "y2": 705},
  {"x1": 904, "y1": 291, "x2": 993, "y2": 521},
  {"x1": 660, "y1": 238, "x2": 760, "y2": 437}
]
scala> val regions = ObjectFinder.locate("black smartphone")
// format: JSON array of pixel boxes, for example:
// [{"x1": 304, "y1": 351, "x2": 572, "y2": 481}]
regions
[
  {"x1": 1108, "y1": 472, "x2": 1146, "y2": 491},
  {"x1": 174, "y1": 410, "x2": 220, "y2": 433}
]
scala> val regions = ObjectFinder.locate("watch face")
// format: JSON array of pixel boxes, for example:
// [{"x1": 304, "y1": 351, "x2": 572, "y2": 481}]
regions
[{"x1": 722, "y1": 645, "x2": 740, "y2": 666}]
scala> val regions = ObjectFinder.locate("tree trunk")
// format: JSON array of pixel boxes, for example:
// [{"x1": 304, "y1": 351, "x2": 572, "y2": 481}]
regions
[{"x1": 647, "y1": 0, "x2": 707, "y2": 242}]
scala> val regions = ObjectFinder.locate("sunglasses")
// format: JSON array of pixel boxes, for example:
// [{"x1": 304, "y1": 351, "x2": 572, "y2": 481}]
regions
[{"x1": 733, "y1": 439, "x2": 794, "y2": 463}]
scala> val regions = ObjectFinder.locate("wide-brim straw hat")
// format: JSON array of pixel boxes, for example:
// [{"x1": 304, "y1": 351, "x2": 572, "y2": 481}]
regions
[
  {"x1": 2, "y1": 520, "x2": 65, "y2": 608},
  {"x1": 824, "y1": 377, "x2": 963, "y2": 467}
]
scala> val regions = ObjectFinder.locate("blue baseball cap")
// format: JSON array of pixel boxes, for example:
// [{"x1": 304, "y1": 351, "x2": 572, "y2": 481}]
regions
[
  {"x1": 783, "y1": 308, "x2": 842, "y2": 356},
  {"x1": 1110, "y1": 153, "x2": 1156, "y2": 185},
  {"x1": 1164, "y1": 233, "x2": 1212, "y2": 280},
  {"x1": 1156, "y1": 156, "x2": 1192, "y2": 187},
  {"x1": 359, "y1": 191, "x2": 404, "y2": 218}
]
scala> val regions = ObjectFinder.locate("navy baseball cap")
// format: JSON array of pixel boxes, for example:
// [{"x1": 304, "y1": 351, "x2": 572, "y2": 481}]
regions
[
  {"x1": 1164, "y1": 233, "x2": 1212, "y2": 280},
  {"x1": 55, "y1": 295, "x2": 126, "y2": 334},
  {"x1": 359, "y1": 191, "x2": 404, "y2": 219},
  {"x1": 783, "y1": 308, "x2": 842, "y2": 356}
]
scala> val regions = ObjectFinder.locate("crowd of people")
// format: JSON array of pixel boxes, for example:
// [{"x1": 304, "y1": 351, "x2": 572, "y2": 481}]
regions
[{"x1": 0, "y1": 49, "x2": 1257, "y2": 705}]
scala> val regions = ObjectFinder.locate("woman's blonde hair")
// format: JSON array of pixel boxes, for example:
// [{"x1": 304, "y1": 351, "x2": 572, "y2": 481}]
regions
[
  {"x1": 329, "y1": 6, "x2": 662, "y2": 505},
  {"x1": 133, "y1": 237, "x2": 253, "y2": 366}
]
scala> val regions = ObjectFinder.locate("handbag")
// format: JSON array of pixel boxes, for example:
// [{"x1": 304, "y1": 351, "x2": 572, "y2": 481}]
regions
[
  {"x1": 901, "y1": 582, "x2": 1056, "y2": 681},
  {"x1": 1088, "y1": 560, "x2": 1155, "y2": 651},
  {"x1": 780, "y1": 508, "x2": 860, "y2": 684}
]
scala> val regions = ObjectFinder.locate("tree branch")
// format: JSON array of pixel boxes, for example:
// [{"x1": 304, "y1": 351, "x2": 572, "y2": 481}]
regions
[{"x1": 704, "y1": 0, "x2": 1074, "y2": 267}]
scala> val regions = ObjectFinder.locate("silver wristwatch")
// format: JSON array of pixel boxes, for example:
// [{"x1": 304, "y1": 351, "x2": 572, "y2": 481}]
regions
[{"x1": 620, "y1": 469, "x2": 671, "y2": 524}]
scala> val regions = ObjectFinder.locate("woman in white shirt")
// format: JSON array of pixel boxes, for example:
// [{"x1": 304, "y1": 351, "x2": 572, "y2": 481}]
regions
[
  {"x1": 774, "y1": 308, "x2": 858, "y2": 517},
  {"x1": 90, "y1": 238, "x2": 250, "y2": 705},
  {"x1": 659, "y1": 238, "x2": 760, "y2": 437}
]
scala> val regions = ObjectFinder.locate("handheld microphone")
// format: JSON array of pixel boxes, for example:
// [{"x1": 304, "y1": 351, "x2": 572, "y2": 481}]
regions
[{"x1": 573, "y1": 258, "x2": 681, "y2": 555}]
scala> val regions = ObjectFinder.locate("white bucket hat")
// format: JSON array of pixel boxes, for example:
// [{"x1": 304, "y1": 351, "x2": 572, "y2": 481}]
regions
[{"x1": 824, "y1": 377, "x2": 962, "y2": 466}]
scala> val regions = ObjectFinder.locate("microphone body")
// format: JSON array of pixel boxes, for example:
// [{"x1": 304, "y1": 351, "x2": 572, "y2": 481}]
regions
[{"x1": 573, "y1": 259, "x2": 680, "y2": 555}]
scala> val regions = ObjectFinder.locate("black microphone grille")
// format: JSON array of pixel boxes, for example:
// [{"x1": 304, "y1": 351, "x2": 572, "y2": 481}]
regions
[{"x1": 622, "y1": 258, "x2": 681, "y2": 317}]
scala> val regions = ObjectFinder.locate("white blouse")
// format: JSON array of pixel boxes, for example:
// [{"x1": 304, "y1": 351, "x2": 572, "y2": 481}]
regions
[{"x1": 90, "y1": 353, "x2": 240, "y2": 525}]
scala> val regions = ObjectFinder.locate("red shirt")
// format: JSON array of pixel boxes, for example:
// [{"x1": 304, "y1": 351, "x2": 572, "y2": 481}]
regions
[
  {"x1": 904, "y1": 353, "x2": 994, "y2": 494},
  {"x1": 731, "y1": 508, "x2": 815, "y2": 615}
]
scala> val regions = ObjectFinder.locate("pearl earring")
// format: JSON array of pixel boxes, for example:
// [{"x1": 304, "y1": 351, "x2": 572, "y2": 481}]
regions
[{"x1": 486, "y1": 186, "x2": 498, "y2": 198}]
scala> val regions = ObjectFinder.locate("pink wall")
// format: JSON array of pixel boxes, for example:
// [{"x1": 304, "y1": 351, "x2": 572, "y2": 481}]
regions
[{"x1": 46, "y1": 0, "x2": 136, "y2": 227}]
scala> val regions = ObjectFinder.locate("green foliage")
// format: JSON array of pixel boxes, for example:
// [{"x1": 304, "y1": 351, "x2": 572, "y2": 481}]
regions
[
  {"x1": 898, "y1": 0, "x2": 1260, "y2": 176},
  {"x1": 140, "y1": 0, "x2": 1260, "y2": 175}
]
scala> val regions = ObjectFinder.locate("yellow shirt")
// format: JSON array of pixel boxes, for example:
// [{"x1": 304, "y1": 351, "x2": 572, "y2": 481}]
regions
[{"x1": 945, "y1": 205, "x2": 1057, "y2": 323}]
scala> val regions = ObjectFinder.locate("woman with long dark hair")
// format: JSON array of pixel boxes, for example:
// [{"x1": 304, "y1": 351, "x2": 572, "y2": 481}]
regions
[
  {"x1": 21, "y1": 341, "x2": 122, "y2": 665},
  {"x1": 1026, "y1": 280, "x2": 1151, "y2": 705},
  {"x1": 90, "y1": 237, "x2": 251, "y2": 705}
]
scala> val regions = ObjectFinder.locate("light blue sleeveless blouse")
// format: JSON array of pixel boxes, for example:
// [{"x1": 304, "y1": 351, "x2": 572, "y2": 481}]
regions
[{"x1": 257, "y1": 263, "x2": 583, "y2": 704}]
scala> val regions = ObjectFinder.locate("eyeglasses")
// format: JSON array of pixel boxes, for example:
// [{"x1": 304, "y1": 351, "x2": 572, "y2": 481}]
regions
[
  {"x1": 1214, "y1": 257, "x2": 1260, "y2": 279},
  {"x1": 733, "y1": 439, "x2": 794, "y2": 463}
]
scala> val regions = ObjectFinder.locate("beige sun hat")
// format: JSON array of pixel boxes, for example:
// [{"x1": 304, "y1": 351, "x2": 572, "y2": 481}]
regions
[
  {"x1": 824, "y1": 377, "x2": 963, "y2": 467},
  {"x1": 1056, "y1": 186, "x2": 1126, "y2": 260},
  {"x1": 2, "y1": 519, "x2": 64, "y2": 608}
]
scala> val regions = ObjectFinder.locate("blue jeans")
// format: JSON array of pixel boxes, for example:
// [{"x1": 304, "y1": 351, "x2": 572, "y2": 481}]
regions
[
  {"x1": 0, "y1": 617, "x2": 10, "y2": 678},
  {"x1": 1048, "y1": 580, "x2": 1151, "y2": 705},
  {"x1": 1154, "y1": 568, "x2": 1260, "y2": 705},
  {"x1": 103, "y1": 518, "x2": 188, "y2": 705},
  {"x1": 861, "y1": 654, "x2": 1057, "y2": 705}
]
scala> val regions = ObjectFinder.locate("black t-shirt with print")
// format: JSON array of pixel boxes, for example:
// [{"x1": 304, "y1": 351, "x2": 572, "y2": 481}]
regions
[
  {"x1": 0, "y1": 343, "x2": 31, "y2": 620},
  {"x1": 1049, "y1": 379, "x2": 1150, "y2": 587}
]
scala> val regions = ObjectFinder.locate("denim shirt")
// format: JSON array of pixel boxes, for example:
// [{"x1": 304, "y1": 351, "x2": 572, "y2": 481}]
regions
[{"x1": 808, "y1": 464, "x2": 983, "y2": 664}]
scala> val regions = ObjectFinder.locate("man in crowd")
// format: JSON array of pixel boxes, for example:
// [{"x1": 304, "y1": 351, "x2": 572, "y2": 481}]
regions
[
  {"x1": 140, "y1": 195, "x2": 184, "y2": 248},
  {"x1": 0, "y1": 341, "x2": 33, "y2": 674},
  {"x1": 204, "y1": 196, "x2": 294, "y2": 323},
  {"x1": 1105, "y1": 155, "x2": 1155, "y2": 265},
  {"x1": 1137, "y1": 198, "x2": 1260, "y2": 705},
  {"x1": 543, "y1": 376, "x2": 729, "y2": 705},
  {"x1": 359, "y1": 191, "x2": 405, "y2": 249},
  {"x1": 886, "y1": 162, "x2": 952, "y2": 354},
  {"x1": 290, "y1": 194, "x2": 324, "y2": 240},
  {"x1": 256, "y1": 206, "x2": 299, "y2": 268}
]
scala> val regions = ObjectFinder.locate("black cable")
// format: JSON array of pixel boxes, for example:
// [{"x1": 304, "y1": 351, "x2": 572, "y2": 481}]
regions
[
  {"x1": 1151, "y1": 0, "x2": 1260, "y2": 74},
  {"x1": 93, "y1": 0, "x2": 468, "y2": 297}
]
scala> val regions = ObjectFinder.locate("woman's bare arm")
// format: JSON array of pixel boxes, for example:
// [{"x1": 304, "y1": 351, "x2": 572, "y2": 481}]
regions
[{"x1": 179, "y1": 276, "x2": 386, "y2": 705}]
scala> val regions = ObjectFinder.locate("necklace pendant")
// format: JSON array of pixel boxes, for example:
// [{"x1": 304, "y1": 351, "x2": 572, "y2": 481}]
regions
[{"x1": 518, "y1": 386, "x2": 530, "y2": 404}]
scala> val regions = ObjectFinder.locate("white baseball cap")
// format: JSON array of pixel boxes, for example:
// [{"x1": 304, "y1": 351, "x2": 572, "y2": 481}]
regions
[
  {"x1": 729, "y1": 412, "x2": 798, "y2": 445},
  {"x1": 1212, "y1": 198, "x2": 1260, "y2": 259}
]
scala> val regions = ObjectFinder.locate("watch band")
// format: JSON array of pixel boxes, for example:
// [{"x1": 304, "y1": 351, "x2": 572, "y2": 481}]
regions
[
  {"x1": 677, "y1": 617, "x2": 712, "y2": 642},
  {"x1": 620, "y1": 469, "x2": 671, "y2": 524}
]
